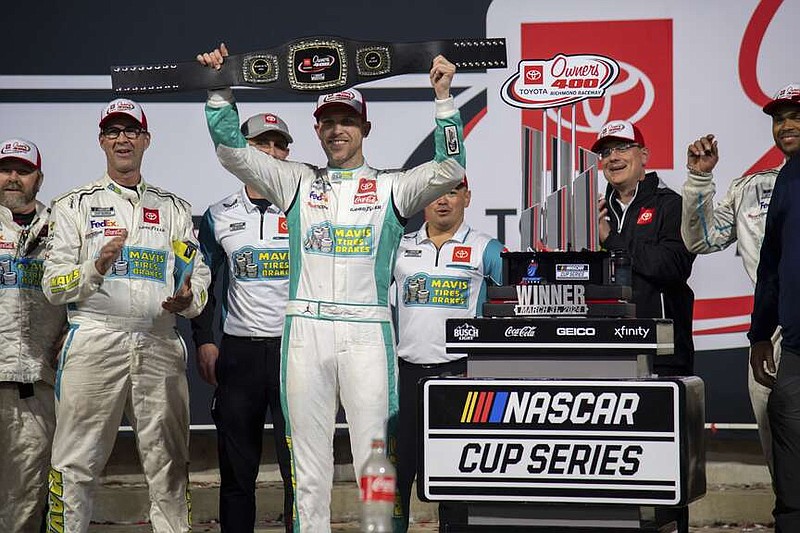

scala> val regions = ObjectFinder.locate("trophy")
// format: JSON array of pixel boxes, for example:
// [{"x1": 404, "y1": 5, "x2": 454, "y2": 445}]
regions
[{"x1": 491, "y1": 53, "x2": 633, "y2": 318}]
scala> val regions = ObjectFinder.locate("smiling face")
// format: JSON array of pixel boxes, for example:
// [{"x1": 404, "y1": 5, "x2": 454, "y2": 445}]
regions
[
  {"x1": 314, "y1": 106, "x2": 371, "y2": 169},
  {"x1": 0, "y1": 159, "x2": 42, "y2": 213},
  {"x1": 772, "y1": 103, "x2": 800, "y2": 158},
  {"x1": 99, "y1": 117, "x2": 150, "y2": 181},
  {"x1": 598, "y1": 141, "x2": 649, "y2": 194}
]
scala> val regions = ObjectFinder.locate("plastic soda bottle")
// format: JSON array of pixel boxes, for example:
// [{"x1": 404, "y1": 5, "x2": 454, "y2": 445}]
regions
[{"x1": 360, "y1": 438, "x2": 396, "y2": 532}]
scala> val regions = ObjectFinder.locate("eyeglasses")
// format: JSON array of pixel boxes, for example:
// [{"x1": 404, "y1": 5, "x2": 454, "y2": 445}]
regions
[
  {"x1": 102, "y1": 126, "x2": 146, "y2": 140},
  {"x1": 597, "y1": 142, "x2": 640, "y2": 159}
]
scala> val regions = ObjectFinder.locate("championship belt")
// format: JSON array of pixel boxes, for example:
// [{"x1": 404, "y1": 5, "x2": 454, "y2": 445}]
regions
[{"x1": 111, "y1": 36, "x2": 507, "y2": 95}]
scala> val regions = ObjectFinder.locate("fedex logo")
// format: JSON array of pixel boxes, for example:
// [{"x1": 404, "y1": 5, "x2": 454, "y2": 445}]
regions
[{"x1": 90, "y1": 219, "x2": 117, "y2": 229}]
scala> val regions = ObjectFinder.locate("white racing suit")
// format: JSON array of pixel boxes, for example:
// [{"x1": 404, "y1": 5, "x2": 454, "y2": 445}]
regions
[
  {"x1": 206, "y1": 88, "x2": 466, "y2": 532},
  {"x1": 0, "y1": 201, "x2": 66, "y2": 533},
  {"x1": 681, "y1": 166, "x2": 781, "y2": 475},
  {"x1": 42, "y1": 175, "x2": 210, "y2": 533}
]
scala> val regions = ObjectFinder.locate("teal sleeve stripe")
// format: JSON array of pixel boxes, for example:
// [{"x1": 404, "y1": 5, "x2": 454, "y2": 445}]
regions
[
  {"x1": 374, "y1": 212, "x2": 404, "y2": 307},
  {"x1": 198, "y1": 209, "x2": 223, "y2": 273},
  {"x1": 433, "y1": 111, "x2": 466, "y2": 168},
  {"x1": 205, "y1": 102, "x2": 247, "y2": 149},
  {"x1": 483, "y1": 239, "x2": 505, "y2": 286}
]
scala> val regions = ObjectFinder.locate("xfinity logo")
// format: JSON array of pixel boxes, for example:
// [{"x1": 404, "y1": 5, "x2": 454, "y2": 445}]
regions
[
  {"x1": 556, "y1": 327, "x2": 596, "y2": 337},
  {"x1": 614, "y1": 326, "x2": 650, "y2": 339},
  {"x1": 505, "y1": 326, "x2": 537, "y2": 338}
]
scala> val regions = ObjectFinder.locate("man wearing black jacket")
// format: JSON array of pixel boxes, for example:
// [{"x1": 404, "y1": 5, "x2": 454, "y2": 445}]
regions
[
  {"x1": 594, "y1": 119, "x2": 696, "y2": 376},
  {"x1": 594, "y1": 119, "x2": 696, "y2": 532},
  {"x1": 592, "y1": 120, "x2": 695, "y2": 533}
]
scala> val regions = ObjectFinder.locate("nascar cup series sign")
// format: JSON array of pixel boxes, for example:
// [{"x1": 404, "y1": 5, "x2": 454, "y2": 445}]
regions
[
  {"x1": 501, "y1": 53, "x2": 620, "y2": 109},
  {"x1": 421, "y1": 379, "x2": 684, "y2": 505}
]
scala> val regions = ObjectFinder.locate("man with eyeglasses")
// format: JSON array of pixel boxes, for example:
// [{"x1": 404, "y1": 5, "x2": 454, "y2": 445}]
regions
[
  {"x1": 191, "y1": 112, "x2": 294, "y2": 532},
  {"x1": 0, "y1": 139, "x2": 66, "y2": 533},
  {"x1": 197, "y1": 43, "x2": 465, "y2": 532},
  {"x1": 595, "y1": 120, "x2": 695, "y2": 377},
  {"x1": 594, "y1": 120, "x2": 696, "y2": 532},
  {"x1": 682, "y1": 84, "x2": 800, "y2": 486},
  {"x1": 42, "y1": 98, "x2": 210, "y2": 533}
]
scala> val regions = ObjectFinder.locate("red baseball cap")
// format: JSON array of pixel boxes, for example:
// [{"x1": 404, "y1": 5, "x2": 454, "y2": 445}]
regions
[{"x1": 591, "y1": 120, "x2": 646, "y2": 153}]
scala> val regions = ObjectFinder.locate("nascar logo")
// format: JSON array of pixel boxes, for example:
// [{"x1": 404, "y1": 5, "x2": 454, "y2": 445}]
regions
[{"x1": 461, "y1": 390, "x2": 640, "y2": 425}]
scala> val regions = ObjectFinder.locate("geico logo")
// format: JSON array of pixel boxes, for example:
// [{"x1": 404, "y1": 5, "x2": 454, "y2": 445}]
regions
[{"x1": 556, "y1": 327, "x2": 596, "y2": 336}]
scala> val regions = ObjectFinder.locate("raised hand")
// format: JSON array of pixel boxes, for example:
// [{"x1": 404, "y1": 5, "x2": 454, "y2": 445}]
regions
[
  {"x1": 197, "y1": 42, "x2": 229, "y2": 70},
  {"x1": 687, "y1": 134, "x2": 719, "y2": 175},
  {"x1": 430, "y1": 55, "x2": 456, "y2": 100}
]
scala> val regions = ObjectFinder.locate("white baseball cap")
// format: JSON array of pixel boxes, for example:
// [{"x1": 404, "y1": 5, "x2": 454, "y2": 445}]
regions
[
  {"x1": 591, "y1": 120, "x2": 646, "y2": 153},
  {"x1": 100, "y1": 98, "x2": 148, "y2": 130},
  {"x1": 314, "y1": 89, "x2": 367, "y2": 121},
  {"x1": 0, "y1": 138, "x2": 41, "y2": 170}
]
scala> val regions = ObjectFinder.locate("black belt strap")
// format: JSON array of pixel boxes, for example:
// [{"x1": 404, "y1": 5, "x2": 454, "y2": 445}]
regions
[
  {"x1": 111, "y1": 36, "x2": 507, "y2": 95},
  {"x1": 18, "y1": 382, "x2": 34, "y2": 399}
]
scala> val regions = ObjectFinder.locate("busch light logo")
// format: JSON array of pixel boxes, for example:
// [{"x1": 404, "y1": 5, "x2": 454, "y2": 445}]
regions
[
  {"x1": 454, "y1": 322, "x2": 479, "y2": 341},
  {"x1": 501, "y1": 54, "x2": 620, "y2": 109}
]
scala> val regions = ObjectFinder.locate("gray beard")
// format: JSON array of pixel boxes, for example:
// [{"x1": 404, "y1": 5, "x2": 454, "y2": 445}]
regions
[{"x1": 0, "y1": 189, "x2": 35, "y2": 212}]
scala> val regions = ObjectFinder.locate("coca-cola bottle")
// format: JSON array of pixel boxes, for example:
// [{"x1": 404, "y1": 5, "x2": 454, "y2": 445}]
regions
[{"x1": 360, "y1": 438, "x2": 396, "y2": 532}]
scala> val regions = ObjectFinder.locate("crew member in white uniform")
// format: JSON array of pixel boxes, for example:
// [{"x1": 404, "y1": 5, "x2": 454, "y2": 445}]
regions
[
  {"x1": 0, "y1": 139, "x2": 66, "y2": 533},
  {"x1": 43, "y1": 99, "x2": 210, "y2": 533},
  {"x1": 392, "y1": 177, "x2": 503, "y2": 531},
  {"x1": 681, "y1": 83, "x2": 800, "y2": 477},
  {"x1": 191, "y1": 112, "x2": 294, "y2": 532},
  {"x1": 197, "y1": 43, "x2": 466, "y2": 532}
]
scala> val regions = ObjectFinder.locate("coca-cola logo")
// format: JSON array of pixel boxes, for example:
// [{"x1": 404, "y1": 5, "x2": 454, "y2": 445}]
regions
[
  {"x1": 360, "y1": 475, "x2": 395, "y2": 503},
  {"x1": 504, "y1": 326, "x2": 537, "y2": 338}
]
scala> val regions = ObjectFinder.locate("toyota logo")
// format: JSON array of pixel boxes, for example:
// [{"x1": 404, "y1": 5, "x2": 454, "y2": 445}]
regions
[
  {"x1": 525, "y1": 69, "x2": 542, "y2": 82},
  {"x1": 454, "y1": 249, "x2": 468, "y2": 259}
]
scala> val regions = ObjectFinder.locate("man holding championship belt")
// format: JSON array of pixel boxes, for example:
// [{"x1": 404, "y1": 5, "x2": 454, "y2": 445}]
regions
[{"x1": 197, "y1": 43, "x2": 466, "y2": 532}]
